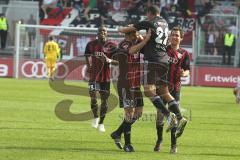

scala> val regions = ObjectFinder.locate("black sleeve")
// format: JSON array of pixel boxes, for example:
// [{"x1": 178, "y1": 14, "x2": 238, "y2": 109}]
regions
[
  {"x1": 182, "y1": 52, "x2": 190, "y2": 71},
  {"x1": 118, "y1": 40, "x2": 132, "y2": 53},
  {"x1": 104, "y1": 41, "x2": 118, "y2": 57},
  {"x1": 133, "y1": 21, "x2": 151, "y2": 31}
]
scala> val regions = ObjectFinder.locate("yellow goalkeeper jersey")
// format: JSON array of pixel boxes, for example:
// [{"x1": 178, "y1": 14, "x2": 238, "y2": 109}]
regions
[{"x1": 44, "y1": 40, "x2": 60, "y2": 58}]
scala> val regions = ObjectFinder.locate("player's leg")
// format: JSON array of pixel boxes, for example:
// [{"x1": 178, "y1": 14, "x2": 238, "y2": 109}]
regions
[
  {"x1": 122, "y1": 88, "x2": 143, "y2": 152},
  {"x1": 237, "y1": 88, "x2": 240, "y2": 104},
  {"x1": 169, "y1": 90, "x2": 179, "y2": 154},
  {"x1": 89, "y1": 82, "x2": 99, "y2": 128},
  {"x1": 122, "y1": 107, "x2": 135, "y2": 152},
  {"x1": 111, "y1": 85, "x2": 132, "y2": 150},
  {"x1": 50, "y1": 58, "x2": 57, "y2": 80},
  {"x1": 234, "y1": 88, "x2": 240, "y2": 103},
  {"x1": 111, "y1": 107, "x2": 133, "y2": 150},
  {"x1": 144, "y1": 62, "x2": 176, "y2": 131},
  {"x1": 45, "y1": 57, "x2": 52, "y2": 79},
  {"x1": 158, "y1": 83, "x2": 187, "y2": 133},
  {"x1": 98, "y1": 82, "x2": 110, "y2": 132},
  {"x1": 143, "y1": 62, "x2": 170, "y2": 117},
  {"x1": 154, "y1": 110, "x2": 164, "y2": 152}
]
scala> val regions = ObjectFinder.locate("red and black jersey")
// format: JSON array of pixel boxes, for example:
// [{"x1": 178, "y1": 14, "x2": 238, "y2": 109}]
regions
[
  {"x1": 167, "y1": 46, "x2": 190, "y2": 91},
  {"x1": 114, "y1": 39, "x2": 142, "y2": 88},
  {"x1": 84, "y1": 39, "x2": 117, "y2": 82}
]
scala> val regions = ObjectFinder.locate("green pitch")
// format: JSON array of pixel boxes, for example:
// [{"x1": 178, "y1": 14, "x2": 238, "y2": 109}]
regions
[{"x1": 0, "y1": 78, "x2": 240, "y2": 160}]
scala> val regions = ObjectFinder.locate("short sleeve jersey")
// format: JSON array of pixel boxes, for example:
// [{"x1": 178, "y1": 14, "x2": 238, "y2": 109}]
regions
[
  {"x1": 133, "y1": 16, "x2": 169, "y2": 64},
  {"x1": 84, "y1": 39, "x2": 117, "y2": 82},
  {"x1": 114, "y1": 39, "x2": 142, "y2": 88},
  {"x1": 167, "y1": 46, "x2": 190, "y2": 91}
]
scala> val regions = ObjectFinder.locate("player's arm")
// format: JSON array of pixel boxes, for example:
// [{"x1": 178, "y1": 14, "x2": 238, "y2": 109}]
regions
[
  {"x1": 119, "y1": 21, "x2": 150, "y2": 33},
  {"x1": 84, "y1": 43, "x2": 92, "y2": 73},
  {"x1": 181, "y1": 52, "x2": 190, "y2": 77},
  {"x1": 43, "y1": 42, "x2": 48, "y2": 58},
  {"x1": 129, "y1": 29, "x2": 151, "y2": 54},
  {"x1": 56, "y1": 43, "x2": 61, "y2": 59},
  {"x1": 101, "y1": 52, "x2": 119, "y2": 65}
]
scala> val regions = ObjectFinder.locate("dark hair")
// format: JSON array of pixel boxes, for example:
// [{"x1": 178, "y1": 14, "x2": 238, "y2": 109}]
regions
[
  {"x1": 49, "y1": 36, "x2": 54, "y2": 41},
  {"x1": 98, "y1": 26, "x2": 107, "y2": 32},
  {"x1": 125, "y1": 30, "x2": 137, "y2": 36},
  {"x1": 147, "y1": 5, "x2": 160, "y2": 16},
  {"x1": 171, "y1": 26, "x2": 184, "y2": 38}
]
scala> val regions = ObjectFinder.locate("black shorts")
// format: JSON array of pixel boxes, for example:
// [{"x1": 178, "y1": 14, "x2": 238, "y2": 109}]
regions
[
  {"x1": 89, "y1": 82, "x2": 110, "y2": 99},
  {"x1": 143, "y1": 61, "x2": 168, "y2": 85},
  {"x1": 131, "y1": 87, "x2": 144, "y2": 108},
  {"x1": 117, "y1": 81, "x2": 143, "y2": 108}
]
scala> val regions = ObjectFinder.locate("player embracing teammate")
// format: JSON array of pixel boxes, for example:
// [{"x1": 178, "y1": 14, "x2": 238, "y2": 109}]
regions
[
  {"x1": 118, "y1": 4, "x2": 188, "y2": 141},
  {"x1": 84, "y1": 5, "x2": 189, "y2": 153}
]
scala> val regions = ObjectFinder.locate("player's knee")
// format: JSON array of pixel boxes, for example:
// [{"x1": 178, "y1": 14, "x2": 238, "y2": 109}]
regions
[
  {"x1": 100, "y1": 91, "x2": 109, "y2": 100},
  {"x1": 101, "y1": 98, "x2": 108, "y2": 107},
  {"x1": 134, "y1": 111, "x2": 142, "y2": 119},
  {"x1": 124, "y1": 113, "x2": 133, "y2": 123},
  {"x1": 89, "y1": 91, "x2": 96, "y2": 98},
  {"x1": 134, "y1": 108, "x2": 143, "y2": 119},
  {"x1": 91, "y1": 98, "x2": 97, "y2": 105}
]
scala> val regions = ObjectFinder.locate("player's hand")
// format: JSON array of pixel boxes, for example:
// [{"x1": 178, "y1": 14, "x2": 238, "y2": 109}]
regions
[
  {"x1": 105, "y1": 57, "x2": 113, "y2": 64},
  {"x1": 138, "y1": 34, "x2": 144, "y2": 41}
]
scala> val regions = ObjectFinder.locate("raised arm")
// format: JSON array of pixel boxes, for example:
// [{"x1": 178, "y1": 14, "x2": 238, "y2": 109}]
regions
[{"x1": 129, "y1": 29, "x2": 151, "y2": 54}]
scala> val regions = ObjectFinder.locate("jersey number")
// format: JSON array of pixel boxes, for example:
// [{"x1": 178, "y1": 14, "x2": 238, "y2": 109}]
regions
[{"x1": 155, "y1": 27, "x2": 168, "y2": 46}]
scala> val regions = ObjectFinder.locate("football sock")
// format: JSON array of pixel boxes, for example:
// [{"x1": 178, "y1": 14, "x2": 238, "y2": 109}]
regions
[
  {"x1": 168, "y1": 100, "x2": 182, "y2": 120},
  {"x1": 115, "y1": 117, "x2": 137, "y2": 136},
  {"x1": 124, "y1": 124, "x2": 131, "y2": 145},
  {"x1": 115, "y1": 120, "x2": 126, "y2": 135},
  {"x1": 91, "y1": 98, "x2": 98, "y2": 118},
  {"x1": 152, "y1": 95, "x2": 169, "y2": 116},
  {"x1": 171, "y1": 126, "x2": 177, "y2": 147},
  {"x1": 156, "y1": 124, "x2": 163, "y2": 143},
  {"x1": 99, "y1": 101, "x2": 108, "y2": 124}
]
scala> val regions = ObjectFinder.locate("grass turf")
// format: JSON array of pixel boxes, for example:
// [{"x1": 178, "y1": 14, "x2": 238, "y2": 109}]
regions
[{"x1": 0, "y1": 78, "x2": 240, "y2": 160}]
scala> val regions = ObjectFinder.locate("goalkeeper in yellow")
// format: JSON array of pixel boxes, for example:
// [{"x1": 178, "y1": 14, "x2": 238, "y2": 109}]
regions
[{"x1": 43, "y1": 36, "x2": 60, "y2": 80}]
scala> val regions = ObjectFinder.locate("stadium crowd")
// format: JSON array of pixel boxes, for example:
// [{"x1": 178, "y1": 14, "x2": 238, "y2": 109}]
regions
[{"x1": 37, "y1": 0, "x2": 240, "y2": 65}]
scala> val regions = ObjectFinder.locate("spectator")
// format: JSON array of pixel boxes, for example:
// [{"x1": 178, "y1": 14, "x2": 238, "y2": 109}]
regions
[
  {"x1": 214, "y1": 27, "x2": 224, "y2": 56},
  {"x1": 223, "y1": 28, "x2": 235, "y2": 65},
  {"x1": 60, "y1": 0, "x2": 71, "y2": 7},
  {"x1": 41, "y1": 0, "x2": 63, "y2": 19},
  {"x1": 83, "y1": 0, "x2": 97, "y2": 21},
  {"x1": 26, "y1": 14, "x2": 37, "y2": 47},
  {"x1": 0, "y1": 13, "x2": 8, "y2": 49},
  {"x1": 72, "y1": 0, "x2": 83, "y2": 15},
  {"x1": 177, "y1": 0, "x2": 192, "y2": 17},
  {"x1": 228, "y1": 21, "x2": 238, "y2": 37},
  {"x1": 196, "y1": 0, "x2": 216, "y2": 26},
  {"x1": 207, "y1": 31, "x2": 215, "y2": 55}
]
